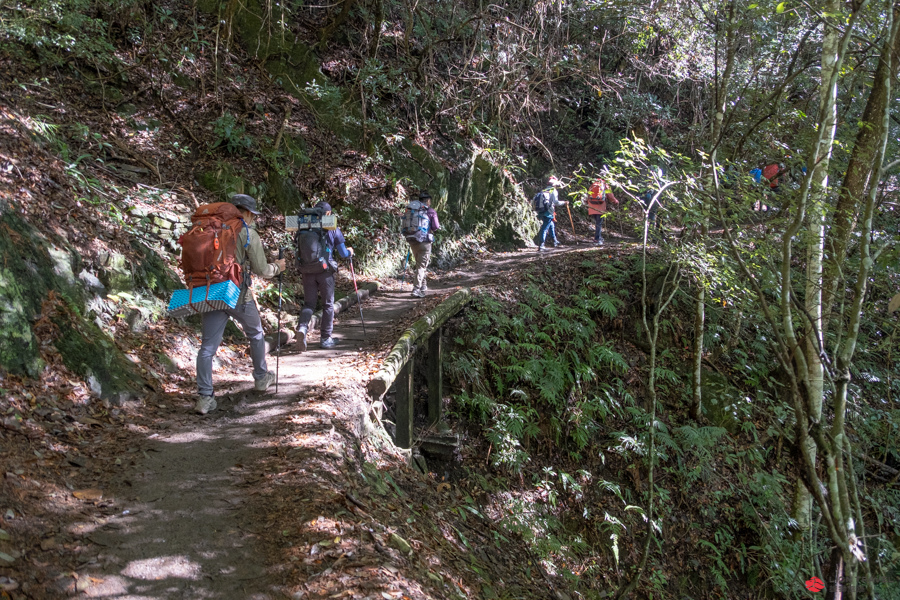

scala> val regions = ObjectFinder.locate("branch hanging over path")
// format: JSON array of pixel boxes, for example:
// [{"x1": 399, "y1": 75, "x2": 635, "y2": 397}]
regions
[{"x1": 367, "y1": 288, "x2": 472, "y2": 401}]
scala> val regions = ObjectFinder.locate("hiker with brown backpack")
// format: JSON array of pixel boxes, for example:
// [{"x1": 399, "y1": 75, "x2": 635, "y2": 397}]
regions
[{"x1": 178, "y1": 194, "x2": 286, "y2": 415}]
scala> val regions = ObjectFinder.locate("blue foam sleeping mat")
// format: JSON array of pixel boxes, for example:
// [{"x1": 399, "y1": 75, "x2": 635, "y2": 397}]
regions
[{"x1": 167, "y1": 280, "x2": 241, "y2": 318}]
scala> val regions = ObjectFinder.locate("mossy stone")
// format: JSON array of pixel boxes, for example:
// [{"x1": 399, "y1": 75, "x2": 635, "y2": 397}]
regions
[
  {"x1": 99, "y1": 250, "x2": 134, "y2": 293},
  {"x1": 52, "y1": 307, "x2": 142, "y2": 404},
  {"x1": 0, "y1": 213, "x2": 145, "y2": 402},
  {"x1": 117, "y1": 103, "x2": 138, "y2": 117},
  {"x1": 130, "y1": 240, "x2": 182, "y2": 296},
  {"x1": 0, "y1": 213, "x2": 83, "y2": 377},
  {"x1": 172, "y1": 72, "x2": 196, "y2": 90},
  {"x1": 0, "y1": 263, "x2": 44, "y2": 377},
  {"x1": 266, "y1": 170, "x2": 304, "y2": 216}
]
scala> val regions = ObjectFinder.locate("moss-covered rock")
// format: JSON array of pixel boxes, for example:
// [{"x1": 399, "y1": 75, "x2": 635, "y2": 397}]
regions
[
  {"x1": 0, "y1": 212, "x2": 144, "y2": 402},
  {"x1": 97, "y1": 249, "x2": 134, "y2": 293},
  {"x1": 51, "y1": 304, "x2": 143, "y2": 404},
  {"x1": 700, "y1": 368, "x2": 742, "y2": 434},
  {"x1": 390, "y1": 143, "x2": 535, "y2": 249},
  {"x1": 0, "y1": 214, "x2": 84, "y2": 377},
  {"x1": 0, "y1": 264, "x2": 44, "y2": 378},
  {"x1": 130, "y1": 240, "x2": 183, "y2": 296},
  {"x1": 456, "y1": 154, "x2": 534, "y2": 247}
]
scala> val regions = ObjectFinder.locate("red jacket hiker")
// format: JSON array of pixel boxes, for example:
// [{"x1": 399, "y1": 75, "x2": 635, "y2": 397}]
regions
[
  {"x1": 587, "y1": 178, "x2": 618, "y2": 245},
  {"x1": 587, "y1": 178, "x2": 618, "y2": 215},
  {"x1": 762, "y1": 163, "x2": 782, "y2": 189}
]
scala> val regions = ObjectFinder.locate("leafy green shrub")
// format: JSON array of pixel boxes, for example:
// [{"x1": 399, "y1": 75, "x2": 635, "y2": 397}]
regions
[
  {"x1": 0, "y1": 0, "x2": 144, "y2": 65},
  {"x1": 448, "y1": 279, "x2": 629, "y2": 470},
  {"x1": 210, "y1": 113, "x2": 253, "y2": 154}
]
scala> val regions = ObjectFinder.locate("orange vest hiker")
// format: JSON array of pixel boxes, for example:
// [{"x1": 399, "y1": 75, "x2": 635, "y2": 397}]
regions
[
  {"x1": 762, "y1": 163, "x2": 781, "y2": 189},
  {"x1": 587, "y1": 178, "x2": 618, "y2": 244},
  {"x1": 587, "y1": 179, "x2": 618, "y2": 214}
]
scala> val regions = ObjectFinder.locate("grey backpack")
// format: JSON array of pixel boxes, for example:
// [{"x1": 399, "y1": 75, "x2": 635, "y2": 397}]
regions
[
  {"x1": 400, "y1": 200, "x2": 431, "y2": 243},
  {"x1": 531, "y1": 189, "x2": 552, "y2": 214},
  {"x1": 294, "y1": 209, "x2": 335, "y2": 274}
]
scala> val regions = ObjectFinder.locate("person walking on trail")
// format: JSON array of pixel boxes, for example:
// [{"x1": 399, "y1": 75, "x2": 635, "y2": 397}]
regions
[
  {"x1": 762, "y1": 162, "x2": 783, "y2": 192},
  {"x1": 295, "y1": 201, "x2": 354, "y2": 351},
  {"x1": 586, "y1": 176, "x2": 618, "y2": 246},
  {"x1": 535, "y1": 175, "x2": 568, "y2": 251},
  {"x1": 195, "y1": 194, "x2": 287, "y2": 415},
  {"x1": 757, "y1": 162, "x2": 784, "y2": 212},
  {"x1": 402, "y1": 190, "x2": 441, "y2": 298}
]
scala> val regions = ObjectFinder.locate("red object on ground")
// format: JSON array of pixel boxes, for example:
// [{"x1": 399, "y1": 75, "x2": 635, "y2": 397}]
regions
[{"x1": 805, "y1": 576, "x2": 825, "y2": 593}]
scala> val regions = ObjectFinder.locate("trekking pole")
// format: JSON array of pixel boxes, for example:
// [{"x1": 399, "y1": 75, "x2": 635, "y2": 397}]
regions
[
  {"x1": 275, "y1": 247, "x2": 284, "y2": 394},
  {"x1": 565, "y1": 203, "x2": 576, "y2": 237},
  {"x1": 348, "y1": 256, "x2": 367, "y2": 337},
  {"x1": 398, "y1": 248, "x2": 411, "y2": 290}
]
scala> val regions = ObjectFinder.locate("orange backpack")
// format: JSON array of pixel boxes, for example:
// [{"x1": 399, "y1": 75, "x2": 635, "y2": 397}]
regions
[{"x1": 178, "y1": 202, "x2": 247, "y2": 289}]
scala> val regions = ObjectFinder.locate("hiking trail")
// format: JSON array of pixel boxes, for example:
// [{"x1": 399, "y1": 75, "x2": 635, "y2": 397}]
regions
[{"x1": 50, "y1": 240, "x2": 628, "y2": 600}]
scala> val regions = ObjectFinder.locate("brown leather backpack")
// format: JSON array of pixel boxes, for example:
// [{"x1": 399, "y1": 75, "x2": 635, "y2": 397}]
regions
[{"x1": 178, "y1": 202, "x2": 247, "y2": 289}]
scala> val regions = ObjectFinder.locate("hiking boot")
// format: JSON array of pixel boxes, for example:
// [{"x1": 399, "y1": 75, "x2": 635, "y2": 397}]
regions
[
  {"x1": 553, "y1": 241, "x2": 562, "y2": 247},
  {"x1": 194, "y1": 395, "x2": 217, "y2": 415},
  {"x1": 411, "y1": 288, "x2": 425, "y2": 298},
  {"x1": 596, "y1": 239, "x2": 604, "y2": 246},
  {"x1": 254, "y1": 371, "x2": 276, "y2": 392},
  {"x1": 538, "y1": 245, "x2": 546, "y2": 251},
  {"x1": 320, "y1": 337, "x2": 336, "y2": 349},
  {"x1": 420, "y1": 283, "x2": 428, "y2": 292},
  {"x1": 296, "y1": 326, "x2": 308, "y2": 352}
]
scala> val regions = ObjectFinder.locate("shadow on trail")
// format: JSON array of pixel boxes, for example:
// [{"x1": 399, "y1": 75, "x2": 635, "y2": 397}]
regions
[{"x1": 71, "y1": 388, "x2": 306, "y2": 599}]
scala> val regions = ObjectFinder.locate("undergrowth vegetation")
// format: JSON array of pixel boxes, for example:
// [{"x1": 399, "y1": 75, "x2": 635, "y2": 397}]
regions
[{"x1": 445, "y1": 251, "x2": 900, "y2": 599}]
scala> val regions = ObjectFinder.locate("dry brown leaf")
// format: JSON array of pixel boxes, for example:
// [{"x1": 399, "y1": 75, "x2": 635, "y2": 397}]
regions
[{"x1": 73, "y1": 489, "x2": 104, "y2": 501}]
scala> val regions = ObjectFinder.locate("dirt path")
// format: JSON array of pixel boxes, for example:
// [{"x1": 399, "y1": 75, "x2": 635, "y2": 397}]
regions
[{"x1": 68, "y1": 240, "x2": 612, "y2": 599}]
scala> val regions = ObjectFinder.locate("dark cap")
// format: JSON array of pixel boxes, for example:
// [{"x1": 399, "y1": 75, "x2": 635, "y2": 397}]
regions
[
  {"x1": 315, "y1": 200, "x2": 332, "y2": 213},
  {"x1": 418, "y1": 190, "x2": 431, "y2": 202},
  {"x1": 231, "y1": 194, "x2": 261, "y2": 215}
]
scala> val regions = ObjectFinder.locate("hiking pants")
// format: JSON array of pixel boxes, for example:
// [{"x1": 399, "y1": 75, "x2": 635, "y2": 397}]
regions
[
  {"x1": 197, "y1": 301, "x2": 268, "y2": 397},
  {"x1": 593, "y1": 213, "x2": 605, "y2": 242},
  {"x1": 299, "y1": 270, "x2": 335, "y2": 338},
  {"x1": 538, "y1": 215, "x2": 557, "y2": 246},
  {"x1": 408, "y1": 240, "x2": 432, "y2": 290}
]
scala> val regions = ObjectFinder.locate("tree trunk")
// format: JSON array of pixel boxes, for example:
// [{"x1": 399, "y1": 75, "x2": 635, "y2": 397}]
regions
[
  {"x1": 792, "y1": 0, "x2": 845, "y2": 533},
  {"x1": 826, "y1": 546, "x2": 844, "y2": 600},
  {"x1": 368, "y1": 0, "x2": 384, "y2": 58},
  {"x1": 690, "y1": 286, "x2": 704, "y2": 421},
  {"x1": 695, "y1": 0, "x2": 736, "y2": 422},
  {"x1": 821, "y1": 7, "x2": 900, "y2": 325}
]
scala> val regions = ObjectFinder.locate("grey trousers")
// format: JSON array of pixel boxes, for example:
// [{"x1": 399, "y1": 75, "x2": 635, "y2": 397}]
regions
[
  {"x1": 299, "y1": 270, "x2": 335, "y2": 338},
  {"x1": 197, "y1": 301, "x2": 268, "y2": 397},
  {"x1": 408, "y1": 240, "x2": 432, "y2": 290}
]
